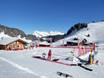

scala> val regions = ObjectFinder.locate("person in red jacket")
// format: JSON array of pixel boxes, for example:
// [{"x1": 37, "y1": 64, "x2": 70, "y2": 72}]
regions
[{"x1": 48, "y1": 49, "x2": 52, "y2": 60}]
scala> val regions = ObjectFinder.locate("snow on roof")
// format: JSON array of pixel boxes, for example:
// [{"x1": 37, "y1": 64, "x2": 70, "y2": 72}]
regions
[
  {"x1": 21, "y1": 37, "x2": 32, "y2": 43},
  {"x1": 0, "y1": 37, "x2": 26, "y2": 45},
  {"x1": 0, "y1": 32, "x2": 11, "y2": 38},
  {"x1": 39, "y1": 41, "x2": 50, "y2": 45}
]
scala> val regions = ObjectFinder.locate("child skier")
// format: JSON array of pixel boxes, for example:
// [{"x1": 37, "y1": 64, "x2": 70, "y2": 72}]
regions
[{"x1": 47, "y1": 49, "x2": 52, "y2": 60}]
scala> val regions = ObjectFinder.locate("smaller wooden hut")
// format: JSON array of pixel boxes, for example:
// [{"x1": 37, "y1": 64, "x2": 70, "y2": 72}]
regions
[{"x1": 38, "y1": 41, "x2": 50, "y2": 47}]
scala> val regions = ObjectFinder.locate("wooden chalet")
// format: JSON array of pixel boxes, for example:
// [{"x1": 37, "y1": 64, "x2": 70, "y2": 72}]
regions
[{"x1": 0, "y1": 37, "x2": 27, "y2": 50}]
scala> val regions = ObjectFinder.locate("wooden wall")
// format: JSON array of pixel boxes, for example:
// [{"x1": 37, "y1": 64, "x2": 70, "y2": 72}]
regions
[{"x1": 5, "y1": 40, "x2": 25, "y2": 50}]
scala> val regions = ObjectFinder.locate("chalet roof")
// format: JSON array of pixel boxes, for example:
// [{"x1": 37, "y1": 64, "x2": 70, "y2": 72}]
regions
[
  {"x1": 0, "y1": 37, "x2": 27, "y2": 45},
  {"x1": 39, "y1": 41, "x2": 50, "y2": 45}
]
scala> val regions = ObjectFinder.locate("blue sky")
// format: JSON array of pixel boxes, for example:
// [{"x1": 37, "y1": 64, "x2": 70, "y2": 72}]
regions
[{"x1": 0, "y1": 0, "x2": 104, "y2": 34}]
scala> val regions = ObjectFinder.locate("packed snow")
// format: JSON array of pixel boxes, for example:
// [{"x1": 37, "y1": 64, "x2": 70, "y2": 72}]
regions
[{"x1": 0, "y1": 46, "x2": 104, "y2": 78}]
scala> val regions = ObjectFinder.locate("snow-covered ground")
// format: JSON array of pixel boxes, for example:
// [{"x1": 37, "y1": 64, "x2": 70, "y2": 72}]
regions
[
  {"x1": 0, "y1": 46, "x2": 104, "y2": 78},
  {"x1": 0, "y1": 60, "x2": 40, "y2": 78}
]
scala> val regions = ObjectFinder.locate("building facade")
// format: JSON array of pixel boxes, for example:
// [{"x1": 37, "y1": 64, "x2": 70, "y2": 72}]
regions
[{"x1": 0, "y1": 38, "x2": 27, "y2": 50}]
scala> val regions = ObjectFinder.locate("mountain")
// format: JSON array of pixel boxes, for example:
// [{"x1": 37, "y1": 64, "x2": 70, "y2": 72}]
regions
[
  {"x1": 0, "y1": 24, "x2": 26, "y2": 37},
  {"x1": 0, "y1": 24, "x2": 64, "y2": 42},
  {"x1": 0, "y1": 24, "x2": 36, "y2": 41},
  {"x1": 33, "y1": 31, "x2": 64, "y2": 38},
  {"x1": 52, "y1": 22, "x2": 104, "y2": 46},
  {"x1": 33, "y1": 31, "x2": 65, "y2": 42},
  {"x1": 66, "y1": 23, "x2": 87, "y2": 36},
  {"x1": 68, "y1": 22, "x2": 104, "y2": 43}
]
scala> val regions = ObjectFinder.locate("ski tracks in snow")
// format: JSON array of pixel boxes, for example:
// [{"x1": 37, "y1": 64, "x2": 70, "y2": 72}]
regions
[{"x1": 0, "y1": 57, "x2": 48, "y2": 78}]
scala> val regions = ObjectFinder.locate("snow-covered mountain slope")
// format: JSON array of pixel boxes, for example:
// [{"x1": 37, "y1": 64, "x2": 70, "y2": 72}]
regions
[
  {"x1": 0, "y1": 32, "x2": 11, "y2": 38},
  {"x1": 33, "y1": 31, "x2": 64, "y2": 38},
  {"x1": 52, "y1": 22, "x2": 104, "y2": 46}
]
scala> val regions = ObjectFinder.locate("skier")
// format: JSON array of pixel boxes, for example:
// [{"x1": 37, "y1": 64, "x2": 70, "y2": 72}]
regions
[
  {"x1": 47, "y1": 49, "x2": 52, "y2": 60},
  {"x1": 86, "y1": 52, "x2": 94, "y2": 65}
]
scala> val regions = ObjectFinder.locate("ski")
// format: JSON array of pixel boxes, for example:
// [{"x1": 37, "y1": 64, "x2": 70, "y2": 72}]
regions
[
  {"x1": 78, "y1": 63, "x2": 93, "y2": 71},
  {"x1": 57, "y1": 71, "x2": 73, "y2": 78},
  {"x1": 32, "y1": 56, "x2": 77, "y2": 66}
]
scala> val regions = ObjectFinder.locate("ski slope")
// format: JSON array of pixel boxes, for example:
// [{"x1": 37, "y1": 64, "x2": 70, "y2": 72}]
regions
[{"x1": 52, "y1": 22, "x2": 104, "y2": 46}]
